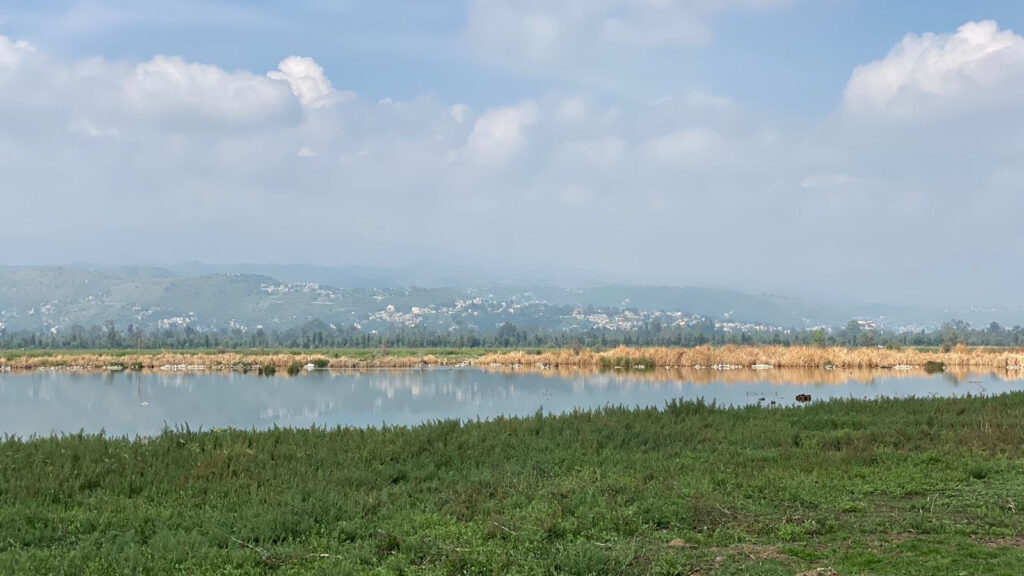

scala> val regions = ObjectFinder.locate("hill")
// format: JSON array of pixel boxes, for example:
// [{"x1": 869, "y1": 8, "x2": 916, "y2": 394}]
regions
[{"x1": 0, "y1": 265, "x2": 1017, "y2": 336}]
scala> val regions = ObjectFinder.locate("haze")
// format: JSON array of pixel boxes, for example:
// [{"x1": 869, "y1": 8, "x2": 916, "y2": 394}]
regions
[{"x1": 2, "y1": 1, "x2": 1023, "y2": 309}]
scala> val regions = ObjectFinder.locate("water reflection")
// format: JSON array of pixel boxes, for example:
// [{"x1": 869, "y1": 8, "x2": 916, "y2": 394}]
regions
[{"x1": 0, "y1": 367, "x2": 1021, "y2": 438}]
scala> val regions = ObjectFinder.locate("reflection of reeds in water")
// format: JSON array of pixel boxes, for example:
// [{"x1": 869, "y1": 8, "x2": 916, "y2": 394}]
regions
[
  {"x1": 477, "y1": 345, "x2": 1024, "y2": 370},
  {"x1": 481, "y1": 365, "x2": 1024, "y2": 386}
]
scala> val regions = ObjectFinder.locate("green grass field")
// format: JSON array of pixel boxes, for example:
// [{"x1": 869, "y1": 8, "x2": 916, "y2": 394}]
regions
[{"x1": 3, "y1": 395, "x2": 1024, "y2": 575}]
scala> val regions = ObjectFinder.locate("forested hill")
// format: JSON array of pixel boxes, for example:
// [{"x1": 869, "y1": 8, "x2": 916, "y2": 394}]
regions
[{"x1": 0, "y1": 266, "x2": 1020, "y2": 340}]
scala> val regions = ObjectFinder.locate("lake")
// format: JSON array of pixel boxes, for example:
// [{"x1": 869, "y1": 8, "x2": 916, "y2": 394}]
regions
[{"x1": 1, "y1": 367, "x2": 1020, "y2": 438}]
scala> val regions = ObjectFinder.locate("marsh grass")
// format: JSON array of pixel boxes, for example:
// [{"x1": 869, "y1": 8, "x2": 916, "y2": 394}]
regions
[
  {"x1": 598, "y1": 355, "x2": 658, "y2": 369},
  {"x1": 0, "y1": 348, "x2": 494, "y2": 372},
  {"x1": 3, "y1": 395, "x2": 1024, "y2": 574},
  {"x1": 479, "y1": 344, "x2": 1024, "y2": 370},
  {"x1": 4, "y1": 345, "x2": 1024, "y2": 374}
]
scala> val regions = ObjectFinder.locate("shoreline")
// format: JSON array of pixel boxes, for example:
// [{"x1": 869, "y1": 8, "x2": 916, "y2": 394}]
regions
[{"x1": 2, "y1": 344, "x2": 1024, "y2": 373}]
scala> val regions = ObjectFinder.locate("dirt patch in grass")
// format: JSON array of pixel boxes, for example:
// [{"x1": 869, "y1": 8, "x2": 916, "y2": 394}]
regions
[
  {"x1": 727, "y1": 544, "x2": 788, "y2": 562},
  {"x1": 974, "y1": 536, "x2": 1024, "y2": 549}
]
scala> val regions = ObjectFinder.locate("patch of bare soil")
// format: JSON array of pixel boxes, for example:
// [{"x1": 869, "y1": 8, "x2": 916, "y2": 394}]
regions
[{"x1": 973, "y1": 536, "x2": 1024, "y2": 549}]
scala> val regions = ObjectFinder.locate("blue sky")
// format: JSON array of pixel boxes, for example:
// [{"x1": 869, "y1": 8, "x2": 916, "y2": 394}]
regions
[
  {"x1": 1, "y1": 1, "x2": 1023, "y2": 307},
  {"x1": 5, "y1": 1, "x2": 1022, "y2": 112}
]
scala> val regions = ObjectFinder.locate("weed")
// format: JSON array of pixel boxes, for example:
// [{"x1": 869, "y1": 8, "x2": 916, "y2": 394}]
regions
[{"x1": 3, "y1": 395, "x2": 1024, "y2": 574}]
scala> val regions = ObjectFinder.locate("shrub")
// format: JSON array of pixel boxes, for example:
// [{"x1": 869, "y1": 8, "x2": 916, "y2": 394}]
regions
[{"x1": 967, "y1": 462, "x2": 991, "y2": 480}]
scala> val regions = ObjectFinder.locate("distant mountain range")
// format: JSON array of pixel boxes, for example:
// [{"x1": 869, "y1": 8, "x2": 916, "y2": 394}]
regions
[{"x1": 0, "y1": 265, "x2": 1021, "y2": 335}]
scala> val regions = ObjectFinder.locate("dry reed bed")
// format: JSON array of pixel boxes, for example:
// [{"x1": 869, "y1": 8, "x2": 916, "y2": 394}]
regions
[
  {"x1": 477, "y1": 345, "x2": 1024, "y2": 370},
  {"x1": 0, "y1": 352, "x2": 454, "y2": 371},
  {"x1": 3, "y1": 345, "x2": 1024, "y2": 373},
  {"x1": 484, "y1": 365, "x2": 1024, "y2": 386}
]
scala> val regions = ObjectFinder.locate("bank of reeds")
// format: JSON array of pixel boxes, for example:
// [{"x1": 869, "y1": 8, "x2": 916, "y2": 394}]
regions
[
  {"x1": 483, "y1": 365, "x2": 1024, "y2": 386},
  {"x1": 0, "y1": 352, "x2": 458, "y2": 372},
  {"x1": 3, "y1": 345, "x2": 1024, "y2": 373},
  {"x1": 478, "y1": 345, "x2": 1024, "y2": 370}
]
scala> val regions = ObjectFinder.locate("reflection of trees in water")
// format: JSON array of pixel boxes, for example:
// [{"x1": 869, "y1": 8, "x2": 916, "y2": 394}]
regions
[{"x1": 2, "y1": 366, "x2": 1021, "y2": 438}]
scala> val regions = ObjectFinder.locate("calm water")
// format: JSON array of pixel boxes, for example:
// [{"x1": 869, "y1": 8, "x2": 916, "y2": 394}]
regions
[{"x1": 0, "y1": 368, "x2": 1020, "y2": 437}]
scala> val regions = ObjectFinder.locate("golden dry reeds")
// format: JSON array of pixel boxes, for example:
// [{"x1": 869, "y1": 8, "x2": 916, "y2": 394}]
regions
[
  {"x1": 0, "y1": 352, "x2": 456, "y2": 372},
  {"x1": 3, "y1": 345, "x2": 1024, "y2": 373},
  {"x1": 476, "y1": 344, "x2": 1024, "y2": 370},
  {"x1": 482, "y1": 365, "x2": 1024, "y2": 386}
]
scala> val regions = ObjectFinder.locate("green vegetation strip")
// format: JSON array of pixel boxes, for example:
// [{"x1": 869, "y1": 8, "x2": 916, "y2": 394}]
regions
[{"x1": 3, "y1": 395, "x2": 1024, "y2": 574}]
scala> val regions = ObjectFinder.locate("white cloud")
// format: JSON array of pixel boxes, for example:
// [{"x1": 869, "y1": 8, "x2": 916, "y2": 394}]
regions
[
  {"x1": 558, "y1": 137, "x2": 624, "y2": 165},
  {"x1": 644, "y1": 129, "x2": 722, "y2": 162},
  {"x1": 684, "y1": 90, "x2": 735, "y2": 112},
  {"x1": 464, "y1": 1, "x2": 563, "y2": 64},
  {"x1": 555, "y1": 96, "x2": 587, "y2": 123},
  {"x1": 465, "y1": 0, "x2": 791, "y2": 65},
  {"x1": 125, "y1": 55, "x2": 295, "y2": 124},
  {"x1": 464, "y1": 102, "x2": 538, "y2": 162},
  {"x1": 0, "y1": 35, "x2": 34, "y2": 70},
  {"x1": 844, "y1": 20, "x2": 1024, "y2": 116},
  {"x1": 340, "y1": 149, "x2": 372, "y2": 164},
  {"x1": 646, "y1": 90, "x2": 734, "y2": 112},
  {"x1": 297, "y1": 146, "x2": 317, "y2": 158},
  {"x1": 801, "y1": 173, "x2": 855, "y2": 189},
  {"x1": 450, "y1": 103, "x2": 469, "y2": 123},
  {"x1": 68, "y1": 119, "x2": 120, "y2": 139},
  {"x1": 267, "y1": 56, "x2": 349, "y2": 109},
  {"x1": 646, "y1": 95, "x2": 674, "y2": 107}
]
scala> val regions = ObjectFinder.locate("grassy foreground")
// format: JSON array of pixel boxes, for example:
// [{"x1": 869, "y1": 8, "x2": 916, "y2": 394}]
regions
[{"x1": 3, "y1": 396, "x2": 1024, "y2": 575}]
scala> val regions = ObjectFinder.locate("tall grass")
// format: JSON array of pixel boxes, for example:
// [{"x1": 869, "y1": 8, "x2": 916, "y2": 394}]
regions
[
  {"x1": 0, "y1": 351, "x2": 465, "y2": 371},
  {"x1": 478, "y1": 344, "x2": 1024, "y2": 370},
  {"x1": 484, "y1": 364, "x2": 1024, "y2": 385},
  {"x1": 3, "y1": 395, "x2": 1024, "y2": 574},
  {"x1": 3, "y1": 344, "x2": 1024, "y2": 373}
]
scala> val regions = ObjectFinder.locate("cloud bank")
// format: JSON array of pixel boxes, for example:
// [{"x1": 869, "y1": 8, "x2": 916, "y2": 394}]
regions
[
  {"x1": 845, "y1": 20, "x2": 1024, "y2": 117},
  {"x1": 2, "y1": 13, "x2": 1024, "y2": 309}
]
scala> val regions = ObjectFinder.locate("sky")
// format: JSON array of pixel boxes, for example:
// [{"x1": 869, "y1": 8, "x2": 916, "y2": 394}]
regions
[{"x1": 1, "y1": 1, "x2": 1023, "y2": 308}]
